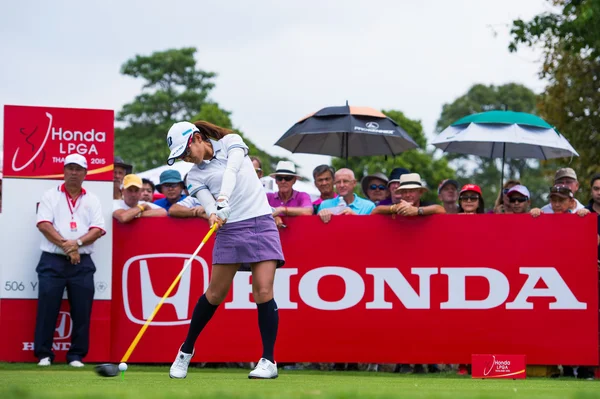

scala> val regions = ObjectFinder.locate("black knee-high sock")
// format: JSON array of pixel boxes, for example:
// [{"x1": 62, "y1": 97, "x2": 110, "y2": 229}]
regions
[
  {"x1": 181, "y1": 294, "x2": 219, "y2": 354},
  {"x1": 257, "y1": 298, "x2": 278, "y2": 363}
]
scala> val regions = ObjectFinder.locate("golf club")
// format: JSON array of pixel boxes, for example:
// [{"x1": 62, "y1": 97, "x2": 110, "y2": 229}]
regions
[{"x1": 95, "y1": 223, "x2": 218, "y2": 377}]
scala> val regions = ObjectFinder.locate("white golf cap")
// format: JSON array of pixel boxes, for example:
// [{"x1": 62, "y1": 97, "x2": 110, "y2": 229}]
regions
[
  {"x1": 166, "y1": 121, "x2": 199, "y2": 166},
  {"x1": 507, "y1": 184, "x2": 530, "y2": 198},
  {"x1": 64, "y1": 153, "x2": 88, "y2": 169}
]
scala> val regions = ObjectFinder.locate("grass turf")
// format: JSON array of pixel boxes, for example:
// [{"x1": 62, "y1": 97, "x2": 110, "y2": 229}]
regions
[{"x1": 1, "y1": 363, "x2": 598, "y2": 399}]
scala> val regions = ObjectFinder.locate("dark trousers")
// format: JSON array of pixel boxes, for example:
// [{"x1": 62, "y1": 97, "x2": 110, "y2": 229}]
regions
[{"x1": 34, "y1": 252, "x2": 95, "y2": 363}]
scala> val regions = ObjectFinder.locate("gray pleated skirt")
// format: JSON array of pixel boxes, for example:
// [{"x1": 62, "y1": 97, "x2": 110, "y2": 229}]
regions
[{"x1": 212, "y1": 214, "x2": 285, "y2": 271}]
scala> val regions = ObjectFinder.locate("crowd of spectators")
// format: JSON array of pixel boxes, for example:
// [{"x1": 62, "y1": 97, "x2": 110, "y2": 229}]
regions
[{"x1": 111, "y1": 156, "x2": 600, "y2": 377}]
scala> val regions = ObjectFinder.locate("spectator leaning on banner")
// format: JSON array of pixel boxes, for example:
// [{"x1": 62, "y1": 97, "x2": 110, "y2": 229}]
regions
[
  {"x1": 317, "y1": 168, "x2": 375, "y2": 223},
  {"x1": 154, "y1": 169, "x2": 187, "y2": 211},
  {"x1": 392, "y1": 173, "x2": 445, "y2": 216},
  {"x1": 541, "y1": 168, "x2": 585, "y2": 213},
  {"x1": 141, "y1": 178, "x2": 156, "y2": 202},
  {"x1": 361, "y1": 172, "x2": 390, "y2": 206},
  {"x1": 113, "y1": 174, "x2": 166, "y2": 223},
  {"x1": 34, "y1": 154, "x2": 105, "y2": 368},
  {"x1": 458, "y1": 184, "x2": 485, "y2": 214},
  {"x1": 113, "y1": 156, "x2": 133, "y2": 200},
  {"x1": 437, "y1": 179, "x2": 459, "y2": 214},
  {"x1": 371, "y1": 169, "x2": 411, "y2": 216},
  {"x1": 506, "y1": 185, "x2": 531, "y2": 214},
  {"x1": 531, "y1": 185, "x2": 590, "y2": 217},
  {"x1": 267, "y1": 161, "x2": 313, "y2": 228},
  {"x1": 585, "y1": 173, "x2": 600, "y2": 264},
  {"x1": 312, "y1": 164, "x2": 337, "y2": 213}
]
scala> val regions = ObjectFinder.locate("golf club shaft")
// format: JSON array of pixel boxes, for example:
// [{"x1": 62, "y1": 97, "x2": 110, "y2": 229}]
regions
[{"x1": 120, "y1": 223, "x2": 218, "y2": 363}]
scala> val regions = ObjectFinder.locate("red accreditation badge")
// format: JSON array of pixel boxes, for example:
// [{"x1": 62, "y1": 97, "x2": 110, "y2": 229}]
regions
[{"x1": 70, "y1": 221, "x2": 78, "y2": 232}]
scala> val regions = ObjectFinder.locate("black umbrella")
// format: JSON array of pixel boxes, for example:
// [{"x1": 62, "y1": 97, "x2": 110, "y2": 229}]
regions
[{"x1": 275, "y1": 104, "x2": 418, "y2": 163}]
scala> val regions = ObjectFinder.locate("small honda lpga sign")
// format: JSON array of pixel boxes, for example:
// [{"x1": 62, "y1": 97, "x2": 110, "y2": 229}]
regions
[{"x1": 472, "y1": 354, "x2": 526, "y2": 379}]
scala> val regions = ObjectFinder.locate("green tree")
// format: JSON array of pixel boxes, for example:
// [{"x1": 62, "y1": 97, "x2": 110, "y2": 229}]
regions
[
  {"x1": 434, "y1": 83, "x2": 553, "y2": 208},
  {"x1": 115, "y1": 48, "x2": 286, "y2": 174},
  {"x1": 332, "y1": 110, "x2": 455, "y2": 203},
  {"x1": 509, "y1": 0, "x2": 600, "y2": 201}
]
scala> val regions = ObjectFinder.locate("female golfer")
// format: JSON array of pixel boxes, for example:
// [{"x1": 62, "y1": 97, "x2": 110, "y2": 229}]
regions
[{"x1": 165, "y1": 120, "x2": 283, "y2": 379}]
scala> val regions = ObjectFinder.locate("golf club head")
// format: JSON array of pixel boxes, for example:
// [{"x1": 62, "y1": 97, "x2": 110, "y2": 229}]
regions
[{"x1": 94, "y1": 363, "x2": 119, "y2": 377}]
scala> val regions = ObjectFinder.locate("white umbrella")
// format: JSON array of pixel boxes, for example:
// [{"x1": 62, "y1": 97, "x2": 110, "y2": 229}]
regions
[{"x1": 431, "y1": 111, "x2": 578, "y2": 187}]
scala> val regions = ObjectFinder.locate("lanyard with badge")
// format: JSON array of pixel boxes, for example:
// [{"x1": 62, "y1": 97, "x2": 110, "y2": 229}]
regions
[{"x1": 65, "y1": 191, "x2": 82, "y2": 232}]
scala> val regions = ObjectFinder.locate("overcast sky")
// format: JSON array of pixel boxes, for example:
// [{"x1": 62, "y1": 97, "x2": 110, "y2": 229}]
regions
[{"x1": 0, "y1": 0, "x2": 550, "y2": 178}]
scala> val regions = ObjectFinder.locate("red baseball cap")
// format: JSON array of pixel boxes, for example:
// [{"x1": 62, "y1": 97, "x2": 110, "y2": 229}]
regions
[{"x1": 459, "y1": 184, "x2": 482, "y2": 196}]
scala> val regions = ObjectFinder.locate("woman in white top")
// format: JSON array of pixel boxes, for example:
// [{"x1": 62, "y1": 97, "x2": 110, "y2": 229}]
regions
[{"x1": 165, "y1": 120, "x2": 283, "y2": 380}]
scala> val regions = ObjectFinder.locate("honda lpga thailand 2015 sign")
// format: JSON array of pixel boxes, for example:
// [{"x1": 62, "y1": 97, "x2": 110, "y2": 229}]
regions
[
  {"x1": 110, "y1": 215, "x2": 598, "y2": 365},
  {"x1": 3, "y1": 105, "x2": 114, "y2": 181}
]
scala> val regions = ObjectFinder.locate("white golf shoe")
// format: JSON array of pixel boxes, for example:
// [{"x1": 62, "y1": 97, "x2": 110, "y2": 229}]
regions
[
  {"x1": 69, "y1": 360, "x2": 85, "y2": 368},
  {"x1": 169, "y1": 346, "x2": 194, "y2": 379},
  {"x1": 248, "y1": 358, "x2": 278, "y2": 379},
  {"x1": 38, "y1": 357, "x2": 51, "y2": 367}
]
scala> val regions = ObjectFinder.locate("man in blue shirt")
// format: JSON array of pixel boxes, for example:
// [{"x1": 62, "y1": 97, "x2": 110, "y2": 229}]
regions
[
  {"x1": 154, "y1": 169, "x2": 187, "y2": 211},
  {"x1": 317, "y1": 168, "x2": 375, "y2": 223}
]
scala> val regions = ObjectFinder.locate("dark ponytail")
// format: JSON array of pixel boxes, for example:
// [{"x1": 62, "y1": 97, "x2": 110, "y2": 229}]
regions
[{"x1": 193, "y1": 120, "x2": 232, "y2": 141}]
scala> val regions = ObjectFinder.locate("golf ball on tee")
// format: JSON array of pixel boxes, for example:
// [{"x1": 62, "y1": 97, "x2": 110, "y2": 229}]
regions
[{"x1": 119, "y1": 362, "x2": 128, "y2": 372}]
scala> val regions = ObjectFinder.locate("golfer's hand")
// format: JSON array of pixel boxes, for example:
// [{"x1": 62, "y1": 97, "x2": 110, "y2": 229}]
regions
[
  {"x1": 216, "y1": 199, "x2": 231, "y2": 221},
  {"x1": 318, "y1": 209, "x2": 333, "y2": 224},
  {"x1": 530, "y1": 208, "x2": 542, "y2": 218},
  {"x1": 69, "y1": 251, "x2": 81, "y2": 265},
  {"x1": 209, "y1": 214, "x2": 225, "y2": 229}
]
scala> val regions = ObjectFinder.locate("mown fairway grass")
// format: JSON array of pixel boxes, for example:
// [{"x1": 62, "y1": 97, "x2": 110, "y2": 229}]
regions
[{"x1": 1, "y1": 363, "x2": 598, "y2": 399}]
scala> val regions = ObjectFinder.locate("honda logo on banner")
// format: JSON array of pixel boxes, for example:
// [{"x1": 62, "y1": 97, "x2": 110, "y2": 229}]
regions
[
  {"x1": 22, "y1": 311, "x2": 73, "y2": 351},
  {"x1": 122, "y1": 254, "x2": 209, "y2": 326},
  {"x1": 54, "y1": 311, "x2": 73, "y2": 340}
]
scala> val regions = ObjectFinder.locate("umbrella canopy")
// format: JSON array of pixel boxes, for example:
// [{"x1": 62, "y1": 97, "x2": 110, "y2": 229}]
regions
[
  {"x1": 275, "y1": 105, "x2": 418, "y2": 159},
  {"x1": 432, "y1": 111, "x2": 578, "y2": 160}
]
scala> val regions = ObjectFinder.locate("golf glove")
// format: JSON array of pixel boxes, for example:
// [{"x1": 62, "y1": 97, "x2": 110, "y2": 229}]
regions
[{"x1": 216, "y1": 199, "x2": 231, "y2": 220}]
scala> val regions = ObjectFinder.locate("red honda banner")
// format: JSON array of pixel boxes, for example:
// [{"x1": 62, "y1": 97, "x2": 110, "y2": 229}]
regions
[
  {"x1": 471, "y1": 354, "x2": 526, "y2": 379},
  {"x1": 0, "y1": 299, "x2": 111, "y2": 362},
  {"x1": 111, "y1": 215, "x2": 599, "y2": 365},
  {"x1": 3, "y1": 105, "x2": 114, "y2": 181}
]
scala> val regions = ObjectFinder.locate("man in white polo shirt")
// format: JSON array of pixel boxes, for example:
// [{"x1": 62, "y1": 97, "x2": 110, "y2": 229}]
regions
[{"x1": 34, "y1": 154, "x2": 105, "y2": 368}]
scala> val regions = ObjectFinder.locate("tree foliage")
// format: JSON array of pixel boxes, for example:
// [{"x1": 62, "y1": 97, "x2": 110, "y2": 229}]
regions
[
  {"x1": 509, "y1": 0, "x2": 600, "y2": 200},
  {"x1": 434, "y1": 83, "x2": 554, "y2": 208},
  {"x1": 114, "y1": 48, "x2": 286, "y2": 174},
  {"x1": 332, "y1": 110, "x2": 455, "y2": 203}
]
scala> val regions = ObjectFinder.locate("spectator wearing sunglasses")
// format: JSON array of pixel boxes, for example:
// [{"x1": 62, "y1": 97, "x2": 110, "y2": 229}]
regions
[
  {"x1": 458, "y1": 184, "x2": 485, "y2": 214},
  {"x1": 153, "y1": 170, "x2": 187, "y2": 211},
  {"x1": 267, "y1": 161, "x2": 313, "y2": 227},
  {"x1": 530, "y1": 185, "x2": 590, "y2": 217},
  {"x1": 505, "y1": 185, "x2": 531, "y2": 214},
  {"x1": 492, "y1": 179, "x2": 520, "y2": 214},
  {"x1": 361, "y1": 173, "x2": 390, "y2": 205},
  {"x1": 540, "y1": 168, "x2": 585, "y2": 214},
  {"x1": 251, "y1": 156, "x2": 273, "y2": 193}
]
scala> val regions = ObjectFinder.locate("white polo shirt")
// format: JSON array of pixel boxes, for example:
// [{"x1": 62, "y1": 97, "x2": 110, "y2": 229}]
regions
[
  {"x1": 36, "y1": 184, "x2": 105, "y2": 255},
  {"x1": 113, "y1": 199, "x2": 162, "y2": 211},
  {"x1": 186, "y1": 134, "x2": 272, "y2": 223}
]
